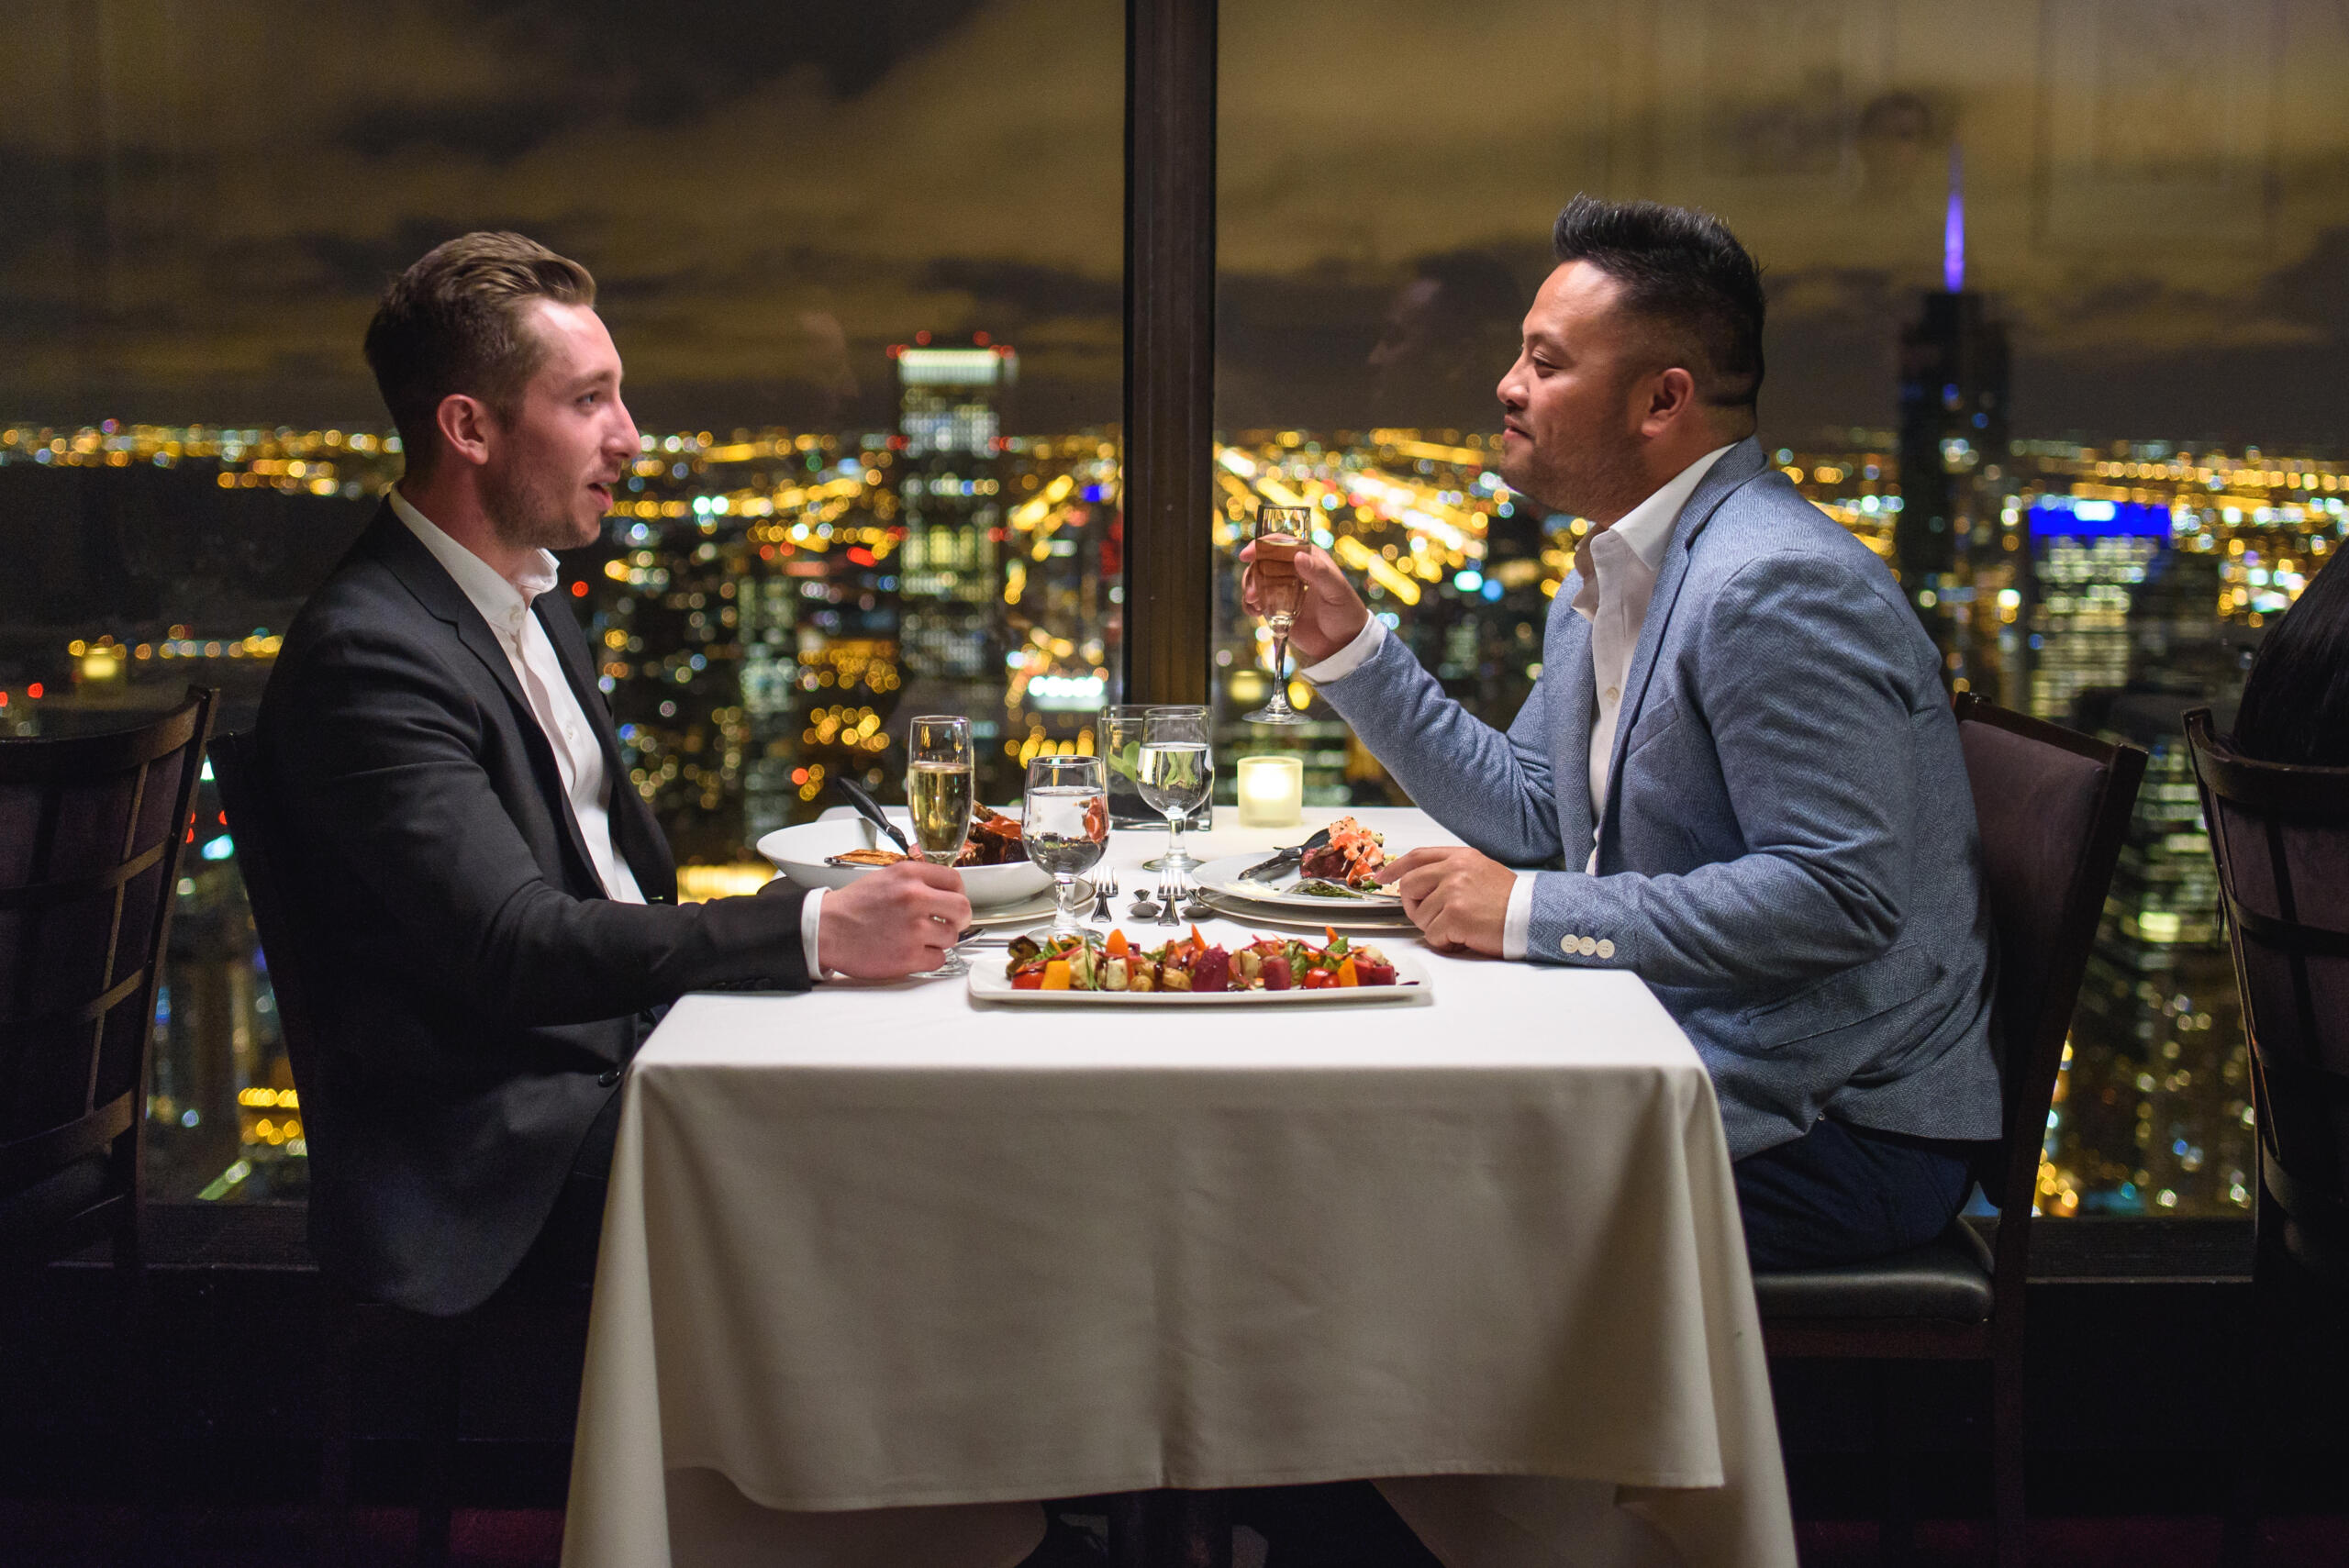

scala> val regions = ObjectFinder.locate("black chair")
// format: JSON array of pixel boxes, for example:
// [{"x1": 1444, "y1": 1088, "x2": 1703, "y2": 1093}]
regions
[
  {"x1": 1, "y1": 689, "x2": 213, "y2": 1556},
  {"x1": 2, "y1": 686, "x2": 214, "y2": 1273},
  {"x1": 211, "y1": 728, "x2": 467, "y2": 1568},
  {"x1": 2185, "y1": 708, "x2": 2349, "y2": 1562},
  {"x1": 1753, "y1": 693, "x2": 2145, "y2": 1568}
]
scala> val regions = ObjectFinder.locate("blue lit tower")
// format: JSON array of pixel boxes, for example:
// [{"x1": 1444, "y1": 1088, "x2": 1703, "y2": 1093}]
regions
[{"x1": 1897, "y1": 150, "x2": 2012, "y2": 696}]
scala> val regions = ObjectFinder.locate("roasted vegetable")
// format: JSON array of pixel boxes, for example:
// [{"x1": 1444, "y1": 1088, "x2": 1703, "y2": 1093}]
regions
[
  {"x1": 1041, "y1": 960, "x2": 1072, "y2": 991},
  {"x1": 1194, "y1": 947, "x2": 1230, "y2": 995},
  {"x1": 1261, "y1": 955, "x2": 1293, "y2": 991}
]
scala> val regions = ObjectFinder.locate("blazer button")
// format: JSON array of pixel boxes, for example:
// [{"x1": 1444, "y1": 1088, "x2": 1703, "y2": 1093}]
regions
[
  {"x1": 1596, "y1": 939, "x2": 1616, "y2": 960},
  {"x1": 1578, "y1": 936, "x2": 1598, "y2": 957},
  {"x1": 597, "y1": 1068, "x2": 621, "y2": 1087},
  {"x1": 1559, "y1": 934, "x2": 1581, "y2": 956}
]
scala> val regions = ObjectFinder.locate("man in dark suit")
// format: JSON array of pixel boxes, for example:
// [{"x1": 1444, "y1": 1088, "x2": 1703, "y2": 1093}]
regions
[{"x1": 260, "y1": 233, "x2": 969, "y2": 1318}]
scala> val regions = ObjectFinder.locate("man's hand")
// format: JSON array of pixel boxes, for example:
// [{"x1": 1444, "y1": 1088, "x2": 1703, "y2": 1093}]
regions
[
  {"x1": 818, "y1": 861, "x2": 972, "y2": 979},
  {"x1": 1238, "y1": 540, "x2": 1373, "y2": 665},
  {"x1": 1378, "y1": 846, "x2": 1514, "y2": 957}
]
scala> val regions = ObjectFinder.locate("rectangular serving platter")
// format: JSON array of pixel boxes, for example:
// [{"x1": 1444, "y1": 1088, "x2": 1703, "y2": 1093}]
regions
[{"x1": 966, "y1": 945, "x2": 1431, "y2": 1006}]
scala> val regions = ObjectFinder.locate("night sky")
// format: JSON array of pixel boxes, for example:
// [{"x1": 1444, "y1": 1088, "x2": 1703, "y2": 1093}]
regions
[{"x1": 6, "y1": 0, "x2": 2348, "y2": 450}]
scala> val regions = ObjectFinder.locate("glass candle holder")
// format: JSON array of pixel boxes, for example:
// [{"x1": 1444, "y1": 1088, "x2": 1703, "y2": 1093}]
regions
[{"x1": 1235, "y1": 754, "x2": 1305, "y2": 828}]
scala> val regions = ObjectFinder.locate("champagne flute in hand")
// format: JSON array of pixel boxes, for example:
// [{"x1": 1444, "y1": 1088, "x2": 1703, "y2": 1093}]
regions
[
  {"x1": 1138, "y1": 706, "x2": 1213, "y2": 897},
  {"x1": 1021, "y1": 754, "x2": 1108, "y2": 939},
  {"x1": 1243, "y1": 505, "x2": 1312, "y2": 725},
  {"x1": 904, "y1": 714, "x2": 975, "y2": 977}
]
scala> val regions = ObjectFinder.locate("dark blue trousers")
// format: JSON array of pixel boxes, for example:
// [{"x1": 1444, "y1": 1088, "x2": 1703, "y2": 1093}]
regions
[{"x1": 1733, "y1": 1116, "x2": 1978, "y2": 1271}]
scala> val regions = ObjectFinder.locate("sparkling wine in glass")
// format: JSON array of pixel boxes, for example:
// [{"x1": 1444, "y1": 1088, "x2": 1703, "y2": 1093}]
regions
[
  {"x1": 1022, "y1": 754, "x2": 1108, "y2": 939},
  {"x1": 904, "y1": 714, "x2": 974, "y2": 977},
  {"x1": 1138, "y1": 707, "x2": 1212, "y2": 894},
  {"x1": 1244, "y1": 505, "x2": 1312, "y2": 725}
]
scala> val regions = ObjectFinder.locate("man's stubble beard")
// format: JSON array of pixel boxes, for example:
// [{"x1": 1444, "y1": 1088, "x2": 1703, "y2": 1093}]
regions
[
  {"x1": 1507, "y1": 413, "x2": 1650, "y2": 526},
  {"x1": 482, "y1": 458, "x2": 594, "y2": 554}
]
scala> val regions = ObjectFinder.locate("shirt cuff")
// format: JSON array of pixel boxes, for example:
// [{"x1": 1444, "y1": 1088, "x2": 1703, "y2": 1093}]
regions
[
  {"x1": 1502, "y1": 873, "x2": 1537, "y2": 962},
  {"x1": 800, "y1": 884, "x2": 828, "y2": 981},
  {"x1": 1299, "y1": 617, "x2": 1386, "y2": 684}
]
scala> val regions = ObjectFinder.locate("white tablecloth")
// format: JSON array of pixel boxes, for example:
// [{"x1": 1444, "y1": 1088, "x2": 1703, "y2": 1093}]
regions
[{"x1": 562, "y1": 809, "x2": 1794, "y2": 1568}]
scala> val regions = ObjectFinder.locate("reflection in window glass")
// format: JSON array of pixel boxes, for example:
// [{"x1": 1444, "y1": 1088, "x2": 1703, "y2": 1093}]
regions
[
  {"x1": 1214, "y1": 0, "x2": 2349, "y2": 1218},
  {"x1": 0, "y1": 0, "x2": 1123, "y2": 1201}
]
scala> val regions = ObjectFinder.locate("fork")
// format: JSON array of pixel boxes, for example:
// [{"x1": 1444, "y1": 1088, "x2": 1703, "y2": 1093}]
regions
[{"x1": 1091, "y1": 871, "x2": 1118, "y2": 922}]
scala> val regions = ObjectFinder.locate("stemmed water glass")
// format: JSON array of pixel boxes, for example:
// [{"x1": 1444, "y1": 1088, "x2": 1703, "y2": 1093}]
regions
[
  {"x1": 1021, "y1": 753, "x2": 1108, "y2": 939},
  {"x1": 1242, "y1": 505, "x2": 1312, "y2": 725},
  {"x1": 1137, "y1": 706, "x2": 1213, "y2": 898},
  {"x1": 904, "y1": 714, "x2": 975, "y2": 977}
]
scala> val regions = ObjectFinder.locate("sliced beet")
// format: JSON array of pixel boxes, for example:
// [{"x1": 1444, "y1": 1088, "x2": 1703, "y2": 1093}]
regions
[
  {"x1": 1194, "y1": 947, "x2": 1231, "y2": 994},
  {"x1": 1261, "y1": 955, "x2": 1293, "y2": 991}
]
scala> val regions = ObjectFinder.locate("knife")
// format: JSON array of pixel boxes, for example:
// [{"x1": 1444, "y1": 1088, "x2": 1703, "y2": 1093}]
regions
[
  {"x1": 1239, "y1": 827, "x2": 1332, "y2": 884},
  {"x1": 833, "y1": 773, "x2": 916, "y2": 856}
]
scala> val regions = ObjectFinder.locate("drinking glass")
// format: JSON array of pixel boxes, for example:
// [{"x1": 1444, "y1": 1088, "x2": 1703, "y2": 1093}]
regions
[
  {"x1": 1242, "y1": 505, "x2": 1312, "y2": 725},
  {"x1": 904, "y1": 714, "x2": 975, "y2": 977},
  {"x1": 1137, "y1": 706, "x2": 1213, "y2": 891},
  {"x1": 1021, "y1": 754, "x2": 1108, "y2": 939}
]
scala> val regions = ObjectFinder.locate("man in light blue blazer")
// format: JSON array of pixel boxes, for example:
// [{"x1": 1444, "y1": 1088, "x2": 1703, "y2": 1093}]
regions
[{"x1": 1248, "y1": 197, "x2": 2002, "y2": 1269}]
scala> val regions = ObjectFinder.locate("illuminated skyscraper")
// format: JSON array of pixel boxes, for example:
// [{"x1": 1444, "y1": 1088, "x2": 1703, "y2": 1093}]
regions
[
  {"x1": 1897, "y1": 150, "x2": 2013, "y2": 698},
  {"x1": 893, "y1": 340, "x2": 1017, "y2": 787},
  {"x1": 2025, "y1": 496, "x2": 2171, "y2": 722}
]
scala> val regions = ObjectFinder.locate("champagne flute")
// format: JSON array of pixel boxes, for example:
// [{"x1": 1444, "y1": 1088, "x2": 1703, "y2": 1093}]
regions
[
  {"x1": 1243, "y1": 505, "x2": 1312, "y2": 725},
  {"x1": 904, "y1": 714, "x2": 975, "y2": 977},
  {"x1": 1021, "y1": 753, "x2": 1108, "y2": 939},
  {"x1": 1137, "y1": 706, "x2": 1212, "y2": 900}
]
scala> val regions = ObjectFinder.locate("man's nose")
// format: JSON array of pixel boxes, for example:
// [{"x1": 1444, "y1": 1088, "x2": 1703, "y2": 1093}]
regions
[{"x1": 609, "y1": 399, "x2": 640, "y2": 456}]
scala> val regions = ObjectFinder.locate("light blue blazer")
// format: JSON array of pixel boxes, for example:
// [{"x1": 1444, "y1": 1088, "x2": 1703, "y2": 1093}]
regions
[{"x1": 1318, "y1": 438, "x2": 2002, "y2": 1158}]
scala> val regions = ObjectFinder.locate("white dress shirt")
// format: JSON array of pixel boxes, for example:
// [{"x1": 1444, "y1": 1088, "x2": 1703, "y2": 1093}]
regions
[
  {"x1": 1303, "y1": 445, "x2": 1731, "y2": 960},
  {"x1": 390, "y1": 493, "x2": 834, "y2": 975}
]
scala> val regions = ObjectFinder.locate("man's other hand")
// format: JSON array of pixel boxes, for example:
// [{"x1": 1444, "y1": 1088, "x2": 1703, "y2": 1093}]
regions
[
  {"x1": 1238, "y1": 540, "x2": 1373, "y2": 665},
  {"x1": 1378, "y1": 846, "x2": 1513, "y2": 957},
  {"x1": 818, "y1": 861, "x2": 972, "y2": 979}
]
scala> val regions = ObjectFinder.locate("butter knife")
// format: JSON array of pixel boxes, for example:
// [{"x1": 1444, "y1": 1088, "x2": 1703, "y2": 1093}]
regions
[{"x1": 833, "y1": 773, "x2": 916, "y2": 856}]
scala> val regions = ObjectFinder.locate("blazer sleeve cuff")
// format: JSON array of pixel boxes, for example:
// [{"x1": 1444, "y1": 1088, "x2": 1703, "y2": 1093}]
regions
[{"x1": 1526, "y1": 872, "x2": 1626, "y2": 967}]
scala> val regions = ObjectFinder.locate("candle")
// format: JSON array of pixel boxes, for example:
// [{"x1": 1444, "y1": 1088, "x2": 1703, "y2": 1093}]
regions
[{"x1": 1236, "y1": 754, "x2": 1304, "y2": 828}]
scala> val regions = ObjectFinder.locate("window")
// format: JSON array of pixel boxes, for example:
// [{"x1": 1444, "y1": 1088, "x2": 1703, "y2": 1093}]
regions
[
  {"x1": 1211, "y1": 0, "x2": 2349, "y2": 1218},
  {"x1": 0, "y1": 0, "x2": 1124, "y2": 1201}
]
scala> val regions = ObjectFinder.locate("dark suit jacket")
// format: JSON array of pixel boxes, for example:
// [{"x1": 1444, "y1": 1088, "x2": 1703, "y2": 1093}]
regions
[{"x1": 258, "y1": 506, "x2": 810, "y2": 1315}]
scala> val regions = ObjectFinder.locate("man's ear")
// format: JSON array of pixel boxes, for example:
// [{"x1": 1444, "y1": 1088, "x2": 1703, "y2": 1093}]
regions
[
  {"x1": 1642, "y1": 367, "x2": 1698, "y2": 437},
  {"x1": 434, "y1": 394, "x2": 496, "y2": 470}
]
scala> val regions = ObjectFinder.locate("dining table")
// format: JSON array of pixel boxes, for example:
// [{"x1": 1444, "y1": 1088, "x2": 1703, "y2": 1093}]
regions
[{"x1": 560, "y1": 806, "x2": 1797, "y2": 1568}]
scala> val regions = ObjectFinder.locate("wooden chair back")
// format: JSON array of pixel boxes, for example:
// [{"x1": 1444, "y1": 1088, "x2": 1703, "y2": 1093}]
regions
[
  {"x1": 0, "y1": 687, "x2": 215, "y2": 1262},
  {"x1": 2185, "y1": 708, "x2": 2349, "y2": 1284},
  {"x1": 1952, "y1": 694, "x2": 2145, "y2": 1273}
]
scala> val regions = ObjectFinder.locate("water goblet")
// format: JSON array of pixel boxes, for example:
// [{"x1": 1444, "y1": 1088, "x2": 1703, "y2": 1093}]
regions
[{"x1": 1021, "y1": 753, "x2": 1108, "y2": 940}]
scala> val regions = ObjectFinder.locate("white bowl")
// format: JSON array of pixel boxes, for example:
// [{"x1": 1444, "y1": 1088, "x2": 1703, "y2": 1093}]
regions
[{"x1": 755, "y1": 816, "x2": 1051, "y2": 908}]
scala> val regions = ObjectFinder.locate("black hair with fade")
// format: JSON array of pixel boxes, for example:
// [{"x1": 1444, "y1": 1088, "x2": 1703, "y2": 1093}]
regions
[{"x1": 1551, "y1": 195, "x2": 1765, "y2": 410}]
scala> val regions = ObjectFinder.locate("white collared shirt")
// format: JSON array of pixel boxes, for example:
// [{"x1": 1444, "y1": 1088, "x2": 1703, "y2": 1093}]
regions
[
  {"x1": 1302, "y1": 444, "x2": 1731, "y2": 960},
  {"x1": 391, "y1": 490, "x2": 649, "y2": 911}
]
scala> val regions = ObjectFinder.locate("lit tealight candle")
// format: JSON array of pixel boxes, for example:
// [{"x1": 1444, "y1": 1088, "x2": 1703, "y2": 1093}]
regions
[{"x1": 1236, "y1": 754, "x2": 1304, "y2": 828}]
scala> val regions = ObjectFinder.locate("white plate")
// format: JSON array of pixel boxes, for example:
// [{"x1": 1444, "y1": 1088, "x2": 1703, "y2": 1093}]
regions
[
  {"x1": 1191, "y1": 850, "x2": 1405, "y2": 911},
  {"x1": 963, "y1": 883, "x2": 1094, "y2": 930},
  {"x1": 1200, "y1": 891, "x2": 1418, "y2": 931},
  {"x1": 756, "y1": 817, "x2": 1051, "y2": 909},
  {"x1": 967, "y1": 942, "x2": 1431, "y2": 1006}
]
